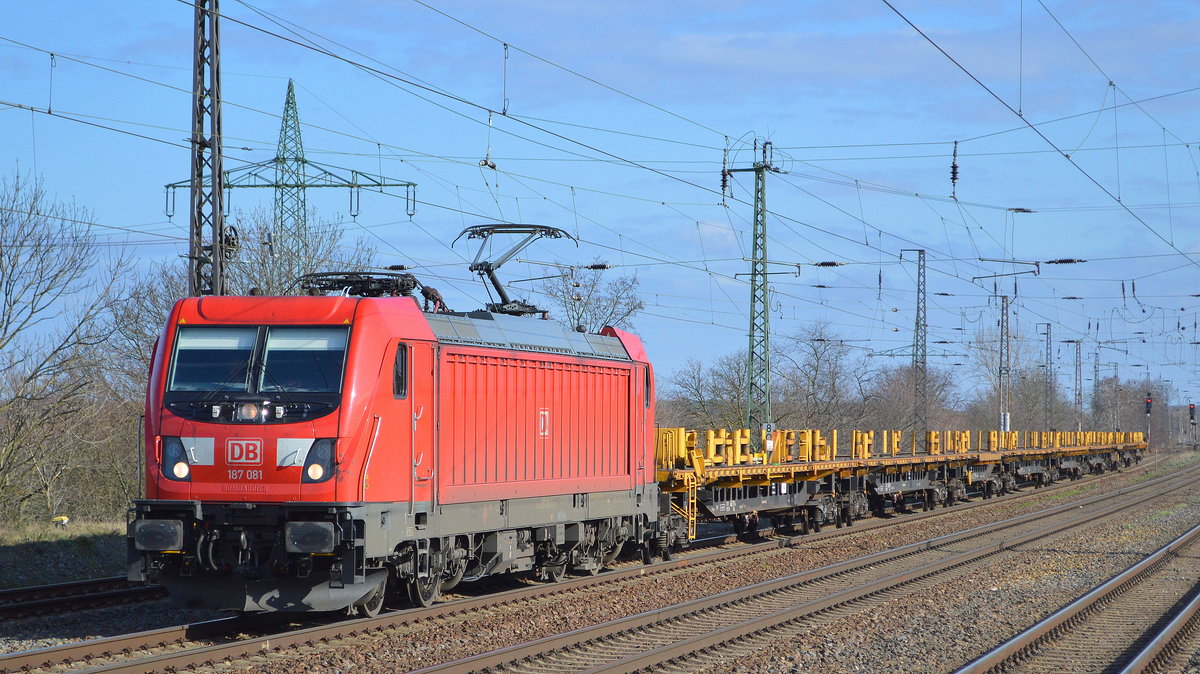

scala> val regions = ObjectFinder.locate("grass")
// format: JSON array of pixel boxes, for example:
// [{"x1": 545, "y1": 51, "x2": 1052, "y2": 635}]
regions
[
  {"x1": 1046, "y1": 488, "x2": 1085, "y2": 500},
  {"x1": 0, "y1": 521, "x2": 126, "y2": 589}
]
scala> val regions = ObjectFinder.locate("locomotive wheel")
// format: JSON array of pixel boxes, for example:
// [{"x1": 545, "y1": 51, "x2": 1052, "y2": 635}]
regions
[
  {"x1": 357, "y1": 582, "x2": 386, "y2": 618},
  {"x1": 408, "y1": 575, "x2": 440, "y2": 608}
]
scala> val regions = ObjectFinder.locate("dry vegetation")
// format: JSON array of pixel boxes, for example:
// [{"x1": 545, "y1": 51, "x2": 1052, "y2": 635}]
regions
[{"x1": 0, "y1": 522, "x2": 126, "y2": 587}]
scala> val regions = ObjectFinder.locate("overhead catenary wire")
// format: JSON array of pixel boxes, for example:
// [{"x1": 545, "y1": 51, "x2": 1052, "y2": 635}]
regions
[
  {"x1": 880, "y1": 0, "x2": 1200, "y2": 271},
  {"x1": 4, "y1": 4, "x2": 1194, "y2": 388}
]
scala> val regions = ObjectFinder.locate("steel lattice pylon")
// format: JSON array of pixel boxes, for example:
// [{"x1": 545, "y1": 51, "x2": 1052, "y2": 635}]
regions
[
  {"x1": 905, "y1": 249, "x2": 927, "y2": 450},
  {"x1": 1039, "y1": 323, "x2": 1052, "y2": 430},
  {"x1": 1074, "y1": 340, "x2": 1083, "y2": 432},
  {"x1": 188, "y1": 0, "x2": 225, "y2": 296},
  {"x1": 274, "y1": 79, "x2": 306, "y2": 237},
  {"x1": 726, "y1": 142, "x2": 775, "y2": 443},
  {"x1": 744, "y1": 145, "x2": 773, "y2": 439},
  {"x1": 998, "y1": 295, "x2": 1011, "y2": 432},
  {"x1": 167, "y1": 83, "x2": 418, "y2": 257}
]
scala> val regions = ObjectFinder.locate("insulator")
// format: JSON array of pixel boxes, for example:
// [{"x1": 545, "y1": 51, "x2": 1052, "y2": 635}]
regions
[{"x1": 951, "y1": 140, "x2": 960, "y2": 186}]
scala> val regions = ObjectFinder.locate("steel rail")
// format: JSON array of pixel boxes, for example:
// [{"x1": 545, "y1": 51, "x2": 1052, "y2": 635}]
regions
[
  {"x1": 0, "y1": 577, "x2": 167, "y2": 620},
  {"x1": 1118, "y1": 582, "x2": 1200, "y2": 674},
  {"x1": 958, "y1": 520, "x2": 1200, "y2": 673},
  {"x1": 412, "y1": 467, "x2": 1198, "y2": 673}
]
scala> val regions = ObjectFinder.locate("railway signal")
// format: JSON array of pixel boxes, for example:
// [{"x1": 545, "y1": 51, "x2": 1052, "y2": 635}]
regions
[
  {"x1": 1145, "y1": 394, "x2": 1152, "y2": 416},
  {"x1": 1190, "y1": 403, "x2": 1195, "y2": 425}
]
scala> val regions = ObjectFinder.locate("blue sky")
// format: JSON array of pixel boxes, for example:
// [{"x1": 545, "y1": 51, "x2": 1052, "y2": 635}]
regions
[{"x1": 2, "y1": 1, "x2": 1198, "y2": 405}]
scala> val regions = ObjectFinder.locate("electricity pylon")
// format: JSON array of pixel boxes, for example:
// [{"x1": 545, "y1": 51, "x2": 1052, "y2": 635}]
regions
[
  {"x1": 169, "y1": 80, "x2": 419, "y2": 272},
  {"x1": 726, "y1": 142, "x2": 777, "y2": 446},
  {"x1": 188, "y1": 0, "x2": 225, "y2": 296}
]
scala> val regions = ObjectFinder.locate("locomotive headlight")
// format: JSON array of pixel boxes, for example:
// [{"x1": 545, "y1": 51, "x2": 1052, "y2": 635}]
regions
[
  {"x1": 132, "y1": 519, "x2": 185, "y2": 551},
  {"x1": 236, "y1": 402, "x2": 261, "y2": 421},
  {"x1": 284, "y1": 521, "x2": 336, "y2": 553},
  {"x1": 162, "y1": 437, "x2": 191, "y2": 482},
  {"x1": 301, "y1": 438, "x2": 335, "y2": 484}
]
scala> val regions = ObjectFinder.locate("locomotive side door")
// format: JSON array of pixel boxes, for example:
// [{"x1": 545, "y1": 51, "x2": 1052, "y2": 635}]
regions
[{"x1": 407, "y1": 341, "x2": 437, "y2": 509}]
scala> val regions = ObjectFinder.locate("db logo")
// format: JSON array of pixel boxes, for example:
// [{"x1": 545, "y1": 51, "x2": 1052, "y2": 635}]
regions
[{"x1": 226, "y1": 438, "x2": 263, "y2": 465}]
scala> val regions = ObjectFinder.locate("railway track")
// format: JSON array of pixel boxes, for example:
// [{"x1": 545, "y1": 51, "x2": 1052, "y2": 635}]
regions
[
  {"x1": 3, "y1": 458, "x2": 1187, "y2": 673},
  {"x1": 414, "y1": 464, "x2": 1199, "y2": 673},
  {"x1": 0, "y1": 577, "x2": 166, "y2": 621},
  {"x1": 958, "y1": 520, "x2": 1200, "y2": 673}
]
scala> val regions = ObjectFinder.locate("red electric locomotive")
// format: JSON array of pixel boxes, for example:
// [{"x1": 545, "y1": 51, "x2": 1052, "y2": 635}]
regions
[{"x1": 127, "y1": 269, "x2": 659, "y2": 615}]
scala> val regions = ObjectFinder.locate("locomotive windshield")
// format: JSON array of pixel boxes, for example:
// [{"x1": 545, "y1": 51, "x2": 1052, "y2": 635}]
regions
[
  {"x1": 169, "y1": 327, "x2": 256, "y2": 392},
  {"x1": 259, "y1": 328, "x2": 347, "y2": 393},
  {"x1": 168, "y1": 326, "x2": 348, "y2": 394}
]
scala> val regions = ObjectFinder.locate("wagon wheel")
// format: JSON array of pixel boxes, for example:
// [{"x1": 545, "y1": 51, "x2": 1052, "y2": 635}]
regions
[
  {"x1": 577, "y1": 551, "x2": 601, "y2": 576},
  {"x1": 408, "y1": 575, "x2": 440, "y2": 608},
  {"x1": 542, "y1": 561, "x2": 567, "y2": 582},
  {"x1": 658, "y1": 531, "x2": 674, "y2": 561},
  {"x1": 640, "y1": 541, "x2": 654, "y2": 565}
]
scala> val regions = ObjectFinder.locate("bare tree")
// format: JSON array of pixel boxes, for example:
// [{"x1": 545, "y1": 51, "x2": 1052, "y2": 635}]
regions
[
  {"x1": 224, "y1": 207, "x2": 377, "y2": 295},
  {"x1": 103, "y1": 260, "x2": 188, "y2": 402},
  {"x1": 0, "y1": 170, "x2": 130, "y2": 520},
  {"x1": 773, "y1": 324, "x2": 872, "y2": 430},
  {"x1": 861, "y1": 364, "x2": 967, "y2": 433},
  {"x1": 963, "y1": 327, "x2": 1043, "y2": 429},
  {"x1": 660, "y1": 353, "x2": 748, "y2": 429},
  {"x1": 537, "y1": 259, "x2": 643, "y2": 333}
]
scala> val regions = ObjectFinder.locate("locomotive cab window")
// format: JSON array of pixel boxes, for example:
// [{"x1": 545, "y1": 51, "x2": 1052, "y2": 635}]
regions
[
  {"x1": 165, "y1": 325, "x2": 349, "y2": 425},
  {"x1": 169, "y1": 327, "x2": 256, "y2": 392},
  {"x1": 259, "y1": 328, "x2": 348, "y2": 393},
  {"x1": 393, "y1": 342, "x2": 409, "y2": 399}
]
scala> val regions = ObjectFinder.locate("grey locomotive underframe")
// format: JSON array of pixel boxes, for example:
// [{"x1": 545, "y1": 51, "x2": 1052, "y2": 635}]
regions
[{"x1": 128, "y1": 484, "x2": 658, "y2": 612}]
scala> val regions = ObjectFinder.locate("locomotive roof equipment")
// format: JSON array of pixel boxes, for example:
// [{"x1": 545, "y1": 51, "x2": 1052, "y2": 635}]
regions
[{"x1": 454, "y1": 224, "x2": 577, "y2": 316}]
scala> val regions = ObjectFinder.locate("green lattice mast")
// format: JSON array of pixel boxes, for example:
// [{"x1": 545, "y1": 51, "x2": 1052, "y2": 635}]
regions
[{"x1": 274, "y1": 79, "x2": 306, "y2": 238}]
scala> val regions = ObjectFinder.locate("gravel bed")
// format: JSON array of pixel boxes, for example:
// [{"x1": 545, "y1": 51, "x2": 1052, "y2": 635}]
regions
[
  {"x1": 0, "y1": 600, "x2": 224, "y2": 654},
  {"x1": 708, "y1": 485, "x2": 1200, "y2": 673},
  {"x1": 221, "y1": 453, "x2": 1198, "y2": 673}
]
